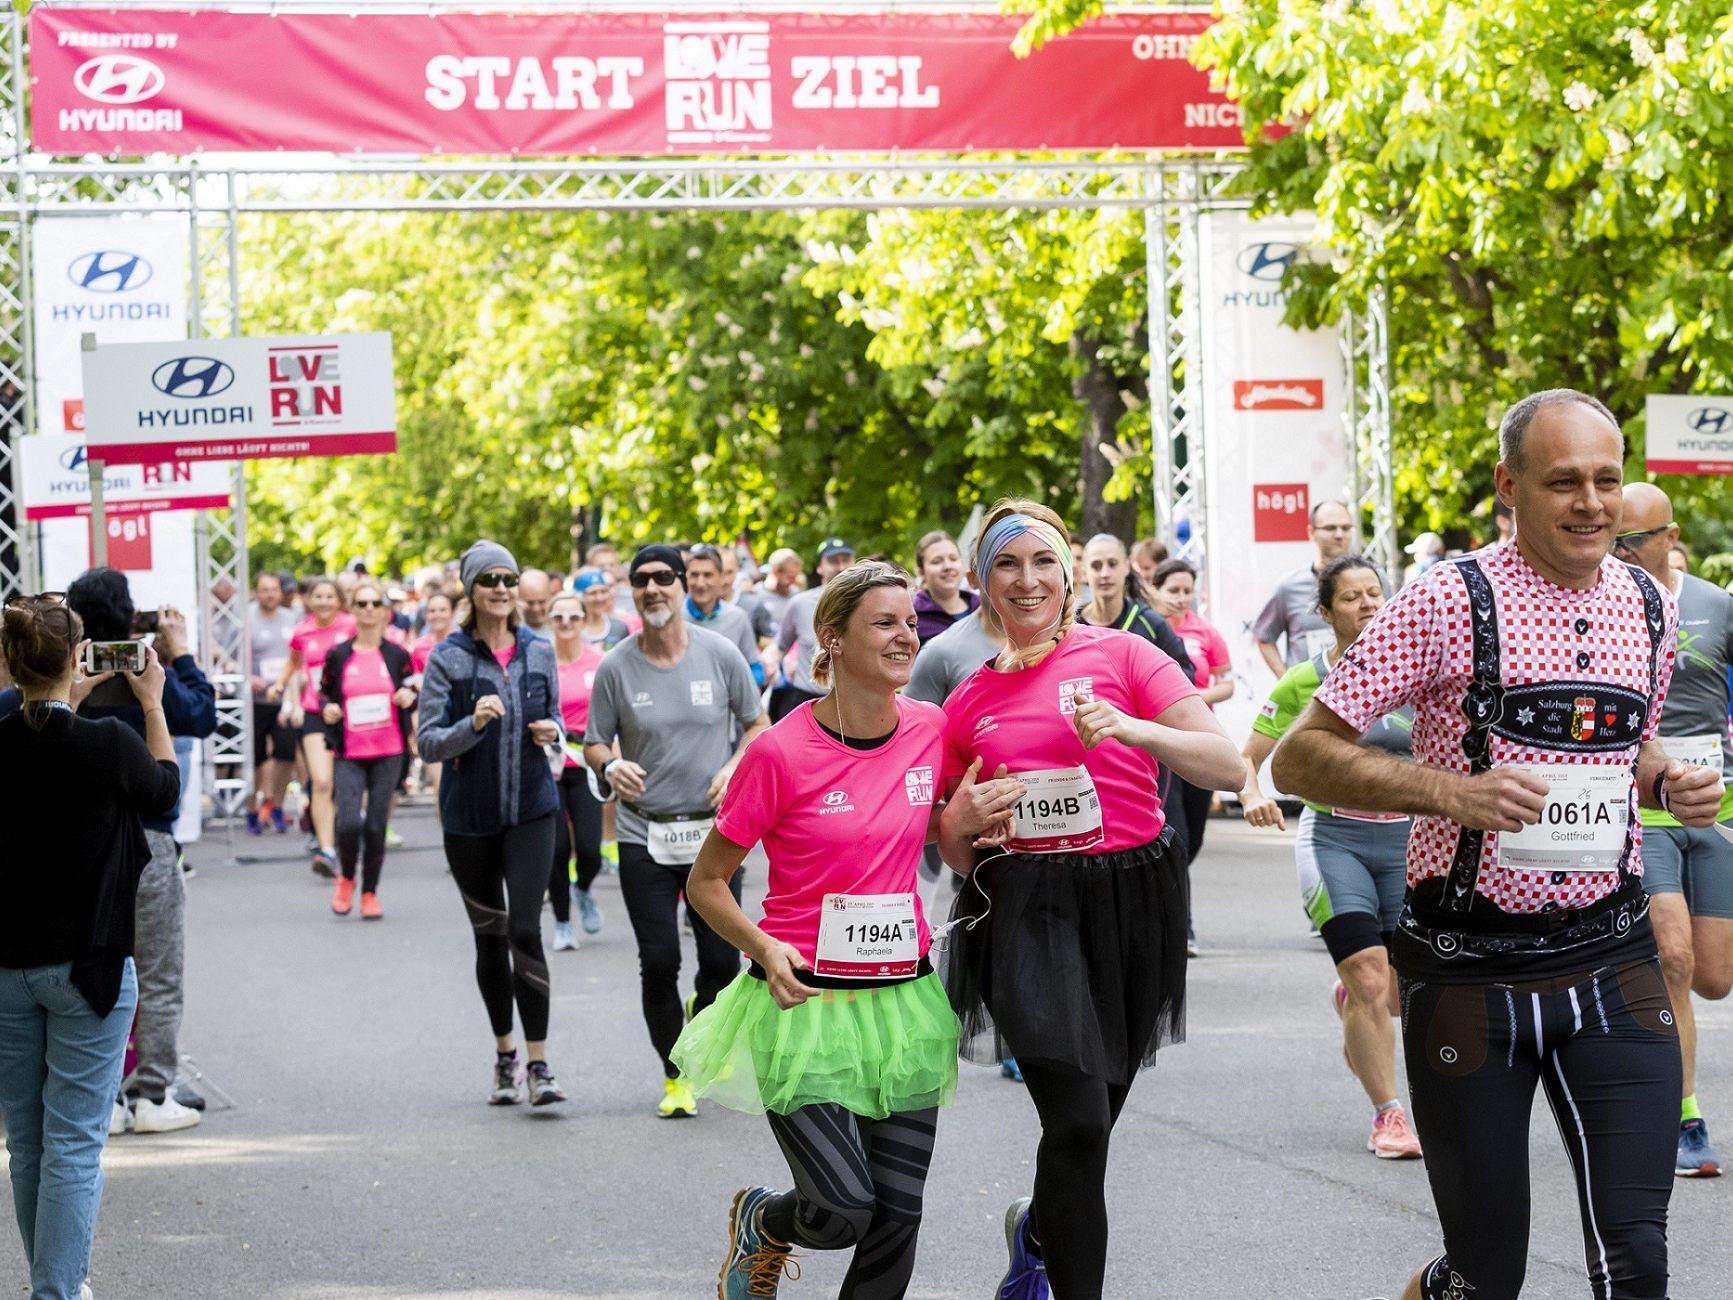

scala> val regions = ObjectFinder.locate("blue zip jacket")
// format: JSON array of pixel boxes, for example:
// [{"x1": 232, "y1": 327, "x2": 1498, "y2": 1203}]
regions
[{"x1": 417, "y1": 626, "x2": 562, "y2": 836}]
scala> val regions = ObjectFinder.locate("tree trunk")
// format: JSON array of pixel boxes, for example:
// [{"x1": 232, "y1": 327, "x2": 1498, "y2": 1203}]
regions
[{"x1": 1071, "y1": 330, "x2": 1137, "y2": 543}]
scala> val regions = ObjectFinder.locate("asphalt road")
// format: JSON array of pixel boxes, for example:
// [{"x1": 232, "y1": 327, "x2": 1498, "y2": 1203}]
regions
[{"x1": 5, "y1": 811, "x2": 1728, "y2": 1299}]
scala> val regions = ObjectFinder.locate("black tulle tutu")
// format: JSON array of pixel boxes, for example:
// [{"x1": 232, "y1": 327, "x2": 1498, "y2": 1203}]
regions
[{"x1": 939, "y1": 829, "x2": 1188, "y2": 1083}]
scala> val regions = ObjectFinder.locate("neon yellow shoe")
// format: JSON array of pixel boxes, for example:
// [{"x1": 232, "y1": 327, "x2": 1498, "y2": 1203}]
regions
[{"x1": 658, "y1": 1075, "x2": 697, "y2": 1119}]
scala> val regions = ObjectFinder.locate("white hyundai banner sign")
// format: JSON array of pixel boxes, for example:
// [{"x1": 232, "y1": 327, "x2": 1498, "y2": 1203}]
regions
[
  {"x1": 1197, "y1": 212, "x2": 1350, "y2": 744},
  {"x1": 31, "y1": 216, "x2": 189, "y2": 438},
  {"x1": 1645, "y1": 394, "x2": 1733, "y2": 475},
  {"x1": 82, "y1": 332, "x2": 398, "y2": 464},
  {"x1": 18, "y1": 433, "x2": 232, "y2": 520}
]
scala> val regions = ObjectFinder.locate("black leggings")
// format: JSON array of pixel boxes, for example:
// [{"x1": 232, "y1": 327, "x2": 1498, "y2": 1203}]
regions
[
  {"x1": 444, "y1": 816, "x2": 558, "y2": 1042},
  {"x1": 617, "y1": 841, "x2": 742, "y2": 1075},
  {"x1": 760, "y1": 1104, "x2": 938, "y2": 1300},
  {"x1": 1402, "y1": 957, "x2": 1681, "y2": 1300},
  {"x1": 1018, "y1": 1060, "x2": 1134, "y2": 1300},
  {"x1": 334, "y1": 754, "x2": 398, "y2": 893},
  {"x1": 549, "y1": 767, "x2": 604, "y2": 923}
]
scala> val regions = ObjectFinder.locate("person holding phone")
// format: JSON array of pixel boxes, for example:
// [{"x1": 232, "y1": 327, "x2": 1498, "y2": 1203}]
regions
[
  {"x1": 418, "y1": 541, "x2": 568, "y2": 1108},
  {"x1": 0, "y1": 593, "x2": 180, "y2": 1300},
  {"x1": 60, "y1": 570, "x2": 213, "y2": 1134},
  {"x1": 319, "y1": 579, "x2": 416, "y2": 922},
  {"x1": 268, "y1": 578, "x2": 356, "y2": 877}
]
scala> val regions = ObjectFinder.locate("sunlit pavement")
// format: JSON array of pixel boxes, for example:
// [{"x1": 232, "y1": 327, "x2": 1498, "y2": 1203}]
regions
[{"x1": 5, "y1": 812, "x2": 1727, "y2": 1298}]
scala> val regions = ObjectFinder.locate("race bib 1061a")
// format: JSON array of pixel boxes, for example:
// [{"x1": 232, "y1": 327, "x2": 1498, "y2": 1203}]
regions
[{"x1": 1496, "y1": 764, "x2": 1630, "y2": 874}]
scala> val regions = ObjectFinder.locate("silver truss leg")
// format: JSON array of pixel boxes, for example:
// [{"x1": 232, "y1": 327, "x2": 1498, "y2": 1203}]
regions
[
  {"x1": 190, "y1": 168, "x2": 253, "y2": 824},
  {"x1": 1, "y1": 12, "x2": 30, "y2": 599},
  {"x1": 1149, "y1": 163, "x2": 1208, "y2": 582},
  {"x1": 1344, "y1": 291, "x2": 1398, "y2": 584}
]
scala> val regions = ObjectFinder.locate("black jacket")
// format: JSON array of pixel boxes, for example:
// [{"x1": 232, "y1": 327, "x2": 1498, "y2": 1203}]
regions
[{"x1": 318, "y1": 638, "x2": 416, "y2": 760}]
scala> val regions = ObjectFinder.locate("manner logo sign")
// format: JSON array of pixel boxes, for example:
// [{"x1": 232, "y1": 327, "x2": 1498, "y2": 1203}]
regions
[{"x1": 81, "y1": 333, "x2": 397, "y2": 464}]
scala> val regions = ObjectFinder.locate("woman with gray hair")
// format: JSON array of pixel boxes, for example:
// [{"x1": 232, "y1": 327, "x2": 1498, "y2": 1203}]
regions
[{"x1": 418, "y1": 541, "x2": 567, "y2": 1108}]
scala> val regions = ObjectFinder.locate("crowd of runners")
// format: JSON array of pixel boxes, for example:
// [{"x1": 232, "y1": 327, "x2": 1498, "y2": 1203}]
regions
[{"x1": 4, "y1": 385, "x2": 1731, "y2": 1300}]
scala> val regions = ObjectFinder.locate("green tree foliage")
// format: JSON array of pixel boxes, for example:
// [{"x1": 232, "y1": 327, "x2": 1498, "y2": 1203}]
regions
[
  {"x1": 240, "y1": 200, "x2": 1155, "y2": 575},
  {"x1": 1192, "y1": 0, "x2": 1733, "y2": 549}
]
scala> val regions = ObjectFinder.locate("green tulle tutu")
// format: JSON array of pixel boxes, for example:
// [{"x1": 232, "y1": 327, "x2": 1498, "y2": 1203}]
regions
[{"x1": 670, "y1": 969, "x2": 958, "y2": 1118}]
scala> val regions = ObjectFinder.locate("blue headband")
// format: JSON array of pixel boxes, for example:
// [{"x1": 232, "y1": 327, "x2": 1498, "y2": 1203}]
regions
[
  {"x1": 974, "y1": 514, "x2": 1072, "y2": 588},
  {"x1": 572, "y1": 570, "x2": 609, "y2": 593}
]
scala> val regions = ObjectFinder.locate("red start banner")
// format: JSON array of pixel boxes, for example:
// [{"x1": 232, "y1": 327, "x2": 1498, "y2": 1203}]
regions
[{"x1": 29, "y1": 9, "x2": 1240, "y2": 157}]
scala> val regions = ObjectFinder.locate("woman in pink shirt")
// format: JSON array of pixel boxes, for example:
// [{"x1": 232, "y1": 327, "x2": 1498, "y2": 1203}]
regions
[
  {"x1": 409, "y1": 591, "x2": 454, "y2": 807},
  {"x1": 318, "y1": 579, "x2": 416, "y2": 921},
  {"x1": 672, "y1": 562, "x2": 1020, "y2": 1299},
  {"x1": 546, "y1": 592, "x2": 608, "y2": 952},
  {"x1": 938, "y1": 500, "x2": 1242, "y2": 1300},
  {"x1": 266, "y1": 578, "x2": 356, "y2": 876}
]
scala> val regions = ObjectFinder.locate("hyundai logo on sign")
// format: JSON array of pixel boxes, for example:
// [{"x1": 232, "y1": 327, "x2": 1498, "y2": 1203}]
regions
[
  {"x1": 58, "y1": 444, "x2": 88, "y2": 472},
  {"x1": 152, "y1": 357, "x2": 235, "y2": 400},
  {"x1": 1686, "y1": 406, "x2": 1732, "y2": 436},
  {"x1": 68, "y1": 251, "x2": 153, "y2": 294},
  {"x1": 73, "y1": 55, "x2": 167, "y2": 105},
  {"x1": 1237, "y1": 242, "x2": 1300, "y2": 282}
]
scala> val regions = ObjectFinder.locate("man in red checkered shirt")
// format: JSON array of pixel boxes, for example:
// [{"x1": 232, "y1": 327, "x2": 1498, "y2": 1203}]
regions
[{"x1": 1273, "y1": 389, "x2": 1721, "y2": 1300}]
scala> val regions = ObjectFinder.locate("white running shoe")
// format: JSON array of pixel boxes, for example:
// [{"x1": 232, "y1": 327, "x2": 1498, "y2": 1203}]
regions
[
  {"x1": 130, "y1": 1094, "x2": 202, "y2": 1133},
  {"x1": 108, "y1": 1099, "x2": 131, "y2": 1136},
  {"x1": 81, "y1": 1283, "x2": 93, "y2": 1300},
  {"x1": 553, "y1": 920, "x2": 578, "y2": 951}
]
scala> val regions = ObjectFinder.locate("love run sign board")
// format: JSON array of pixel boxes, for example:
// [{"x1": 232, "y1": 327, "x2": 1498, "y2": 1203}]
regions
[{"x1": 81, "y1": 333, "x2": 398, "y2": 465}]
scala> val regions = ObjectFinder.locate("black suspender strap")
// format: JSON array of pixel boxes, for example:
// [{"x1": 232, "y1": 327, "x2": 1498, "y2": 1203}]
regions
[
  {"x1": 1444, "y1": 558, "x2": 1503, "y2": 912},
  {"x1": 1611, "y1": 562, "x2": 1668, "y2": 891}
]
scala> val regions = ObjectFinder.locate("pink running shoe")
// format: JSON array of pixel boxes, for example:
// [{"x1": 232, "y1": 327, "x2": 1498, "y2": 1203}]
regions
[{"x1": 1368, "y1": 1106, "x2": 1423, "y2": 1160}]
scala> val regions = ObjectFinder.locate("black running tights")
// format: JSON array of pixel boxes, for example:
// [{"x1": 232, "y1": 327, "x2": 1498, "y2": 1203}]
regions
[
  {"x1": 548, "y1": 767, "x2": 604, "y2": 923},
  {"x1": 617, "y1": 841, "x2": 742, "y2": 1075},
  {"x1": 334, "y1": 755, "x2": 397, "y2": 893},
  {"x1": 444, "y1": 816, "x2": 557, "y2": 1042},
  {"x1": 1018, "y1": 1061, "x2": 1134, "y2": 1300},
  {"x1": 1402, "y1": 957, "x2": 1681, "y2": 1300},
  {"x1": 761, "y1": 1104, "x2": 938, "y2": 1300}
]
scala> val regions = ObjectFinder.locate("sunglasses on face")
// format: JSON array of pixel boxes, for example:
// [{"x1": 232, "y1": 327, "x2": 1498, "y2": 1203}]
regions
[
  {"x1": 473, "y1": 572, "x2": 519, "y2": 589},
  {"x1": 353, "y1": 599, "x2": 385, "y2": 609},
  {"x1": 630, "y1": 570, "x2": 679, "y2": 589},
  {"x1": 1612, "y1": 524, "x2": 1671, "y2": 551},
  {"x1": 549, "y1": 613, "x2": 583, "y2": 626}
]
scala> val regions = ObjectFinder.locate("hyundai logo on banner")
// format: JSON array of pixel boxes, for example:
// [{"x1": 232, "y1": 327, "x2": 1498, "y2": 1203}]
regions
[
  {"x1": 1686, "y1": 407, "x2": 1732, "y2": 436},
  {"x1": 67, "y1": 251, "x2": 153, "y2": 293},
  {"x1": 151, "y1": 357, "x2": 235, "y2": 399},
  {"x1": 73, "y1": 55, "x2": 167, "y2": 105},
  {"x1": 58, "y1": 443, "x2": 88, "y2": 472},
  {"x1": 1237, "y1": 242, "x2": 1300, "y2": 282}
]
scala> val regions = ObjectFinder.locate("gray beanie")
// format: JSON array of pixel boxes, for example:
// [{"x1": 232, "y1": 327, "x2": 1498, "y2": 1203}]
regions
[{"x1": 460, "y1": 539, "x2": 519, "y2": 593}]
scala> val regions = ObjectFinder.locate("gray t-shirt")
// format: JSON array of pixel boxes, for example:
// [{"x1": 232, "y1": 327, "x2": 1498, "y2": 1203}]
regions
[
  {"x1": 905, "y1": 610, "x2": 999, "y2": 706},
  {"x1": 683, "y1": 600, "x2": 761, "y2": 676},
  {"x1": 248, "y1": 604, "x2": 298, "y2": 701},
  {"x1": 585, "y1": 625, "x2": 761, "y2": 847},
  {"x1": 776, "y1": 586, "x2": 824, "y2": 693},
  {"x1": 734, "y1": 588, "x2": 777, "y2": 643},
  {"x1": 1655, "y1": 573, "x2": 1733, "y2": 773},
  {"x1": 1251, "y1": 565, "x2": 1333, "y2": 667}
]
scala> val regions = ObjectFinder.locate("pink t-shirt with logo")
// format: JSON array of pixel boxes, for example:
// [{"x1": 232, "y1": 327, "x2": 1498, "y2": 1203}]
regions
[
  {"x1": 940, "y1": 623, "x2": 1197, "y2": 853},
  {"x1": 1168, "y1": 609, "x2": 1232, "y2": 694},
  {"x1": 557, "y1": 646, "x2": 606, "y2": 767},
  {"x1": 291, "y1": 612, "x2": 357, "y2": 713},
  {"x1": 340, "y1": 647, "x2": 404, "y2": 760},
  {"x1": 715, "y1": 696, "x2": 942, "y2": 967}
]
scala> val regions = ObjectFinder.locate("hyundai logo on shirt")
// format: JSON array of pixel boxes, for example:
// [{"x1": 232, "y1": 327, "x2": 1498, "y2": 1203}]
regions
[
  {"x1": 67, "y1": 251, "x2": 153, "y2": 293},
  {"x1": 73, "y1": 55, "x2": 167, "y2": 105},
  {"x1": 151, "y1": 357, "x2": 235, "y2": 399}
]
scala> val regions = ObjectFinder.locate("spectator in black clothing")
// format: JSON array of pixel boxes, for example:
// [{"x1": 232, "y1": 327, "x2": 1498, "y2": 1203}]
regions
[
  {"x1": 0, "y1": 593, "x2": 180, "y2": 1300},
  {"x1": 1, "y1": 568, "x2": 216, "y2": 1132}
]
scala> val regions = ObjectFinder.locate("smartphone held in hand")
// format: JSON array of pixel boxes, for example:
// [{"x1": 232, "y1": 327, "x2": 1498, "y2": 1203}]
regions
[{"x1": 83, "y1": 640, "x2": 147, "y2": 676}]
